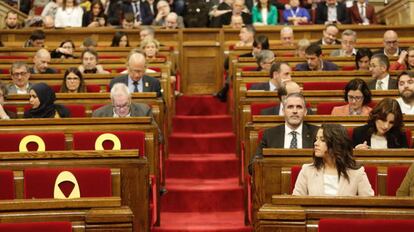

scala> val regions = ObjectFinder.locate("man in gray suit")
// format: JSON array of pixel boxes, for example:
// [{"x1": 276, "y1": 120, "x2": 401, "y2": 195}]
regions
[
  {"x1": 93, "y1": 83, "x2": 152, "y2": 118},
  {"x1": 367, "y1": 53, "x2": 398, "y2": 90},
  {"x1": 7, "y1": 61, "x2": 33, "y2": 95},
  {"x1": 249, "y1": 93, "x2": 318, "y2": 174},
  {"x1": 109, "y1": 51, "x2": 162, "y2": 97}
]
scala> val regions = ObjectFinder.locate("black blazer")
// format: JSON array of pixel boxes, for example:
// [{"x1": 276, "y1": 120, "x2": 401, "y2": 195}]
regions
[
  {"x1": 220, "y1": 12, "x2": 252, "y2": 27},
  {"x1": 352, "y1": 124, "x2": 408, "y2": 148},
  {"x1": 367, "y1": 77, "x2": 398, "y2": 90},
  {"x1": 122, "y1": 0, "x2": 154, "y2": 25},
  {"x1": 295, "y1": 60, "x2": 339, "y2": 71},
  {"x1": 109, "y1": 75, "x2": 162, "y2": 97},
  {"x1": 260, "y1": 105, "x2": 314, "y2": 115},
  {"x1": 315, "y1": 1, "x2": 350, "y2": 24},
  {"x1": 248, "y1": 123, "x2": 319, "y2": 174},
  {"x1": 250, "y1": 82, "x2": 270, "y2": 91}
]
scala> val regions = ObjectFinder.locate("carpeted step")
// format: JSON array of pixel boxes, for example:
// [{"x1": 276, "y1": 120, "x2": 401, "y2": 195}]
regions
[
  {"x1": 166, "y1": 154, "x2": 239, "y2": 179},
  {"x1": 172, "y1": 115, "x2": 233, "y2": 133},
  {"x1": 152, "y1": 211, "x2": 252, "y2": 232},
  {"x1": 169, "y1": 132, "x2": 236, "y2": 154},
  {"x1": 175, "y1": 96, "x2": 227, "y2": 116},
  {"x1": 161, "y1": 178, "x2": 243, "y2": 212}
]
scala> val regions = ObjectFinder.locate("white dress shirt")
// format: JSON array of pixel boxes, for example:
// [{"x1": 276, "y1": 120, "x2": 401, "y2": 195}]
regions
[
  {"x1": 324, "y1": 174, "x2": 339, "y2": 196},
  {"x1": 284, "y1": 123, "x2": 303, "y2": 149},
  {"x1": 55, "y1": 6, "x2": 84, "y2": 27},
  {"x1": 376, "y1": 74, "x2": 390, "y2": 90},
  {"x1": 269, "y1": 80, "x2": 277, "y2": 91}
]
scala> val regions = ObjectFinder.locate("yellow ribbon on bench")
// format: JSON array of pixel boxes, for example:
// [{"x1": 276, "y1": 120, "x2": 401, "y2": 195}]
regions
[
  {"x1": 19, "y1": 135, "x2": 46, "y2": 152},
  {"x1": 94, "y1": 133, "x2": 121, "y2": 150},
  {"x1": 54, "y1": 171, "x2": 81, "y2": 199}
]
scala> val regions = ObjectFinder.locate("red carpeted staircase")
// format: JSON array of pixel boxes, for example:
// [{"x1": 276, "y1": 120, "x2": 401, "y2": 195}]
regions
[{"x1": 153, "y1": 95, "x2": 252, "y2": 232}]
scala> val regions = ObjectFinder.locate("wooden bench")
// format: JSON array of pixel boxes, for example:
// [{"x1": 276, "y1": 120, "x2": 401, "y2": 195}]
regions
[
  {"x1": 0, "y1": 150, "x2": 146, "y2": 231},
  {"x1": 257, "y1": 196, "x2": 414, "y2": 232}
]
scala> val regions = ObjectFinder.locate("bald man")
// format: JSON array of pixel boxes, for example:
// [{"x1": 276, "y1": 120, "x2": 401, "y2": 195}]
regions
[
  {"x1": 280, "y1": 26, "x2": 294, "y2": 46},
  {"x1": 29, "y1": 48, "x2": 57, "y2": 74},
  {"x1": 375, "y1": 30, "x2": 403, "y2": 57},
  {"x1": 109, "y1": 52, "x2": 162, "y2": 97}
]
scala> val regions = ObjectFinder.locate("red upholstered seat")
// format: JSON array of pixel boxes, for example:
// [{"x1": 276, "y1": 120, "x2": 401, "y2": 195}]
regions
[
  {"x1": 86, "y1": 84, "x2": 102, "y2": 93},
  {"x1": 72, "y1": 131, "x2": 145, "y2": 156},
  {"x1": 0, "y1": 55, "x2": 28, "y2": 59},
  {"x1": 316, "y1": 102, "x2": 347, "y2": 115},
  {"x1": 246, "y1": 83, "x2": 254, "y2": 90},
  {"x1": 318, "y1": 218, "x2": 414, "y2": 232},
  {"x1": 0, "y1": 132, "x2": 66, "y2": 152},
  {"x1": 148, "y1": 67, "x2": 161, "y2": 72},
  {"x1": 0, "y1": 221, "x2": 72, "y2": 232},
  {"x1": 291, "y1": 165, "x2": 377, "y2": 195},
  {"x1": 24, "y1": 168, "x2": 112, "y2": 199},
  {"x1": 3, "y1": 105, "x2": 17, "y2": 114},
  {"x1": 50, "y1": 85, "x2": 61, "y2": 93},
  {"x1": 241, "y1": 66, "x2": 258, "y2": 72},
  {"x1": 387, "y1": 166, "x2": 409, "y2": 196},
  {"x1": 342, "y1": 65, "x2": 356, "y2": 71},
  {"x1": 65, "y1": 104, "x2": 86, "y2": 117},
  {"x1": 251, "y1": 103, "x2": 278, "y2": 115},
  {"x1": 0, "y1": 170, "x2": 14, "y2": 200},
  {"x1": 302, "y1": 82, "x2": 347, "y2": 90},
  {"x1": 91, "y1": 104, "x2": 105, "y2": 111}
]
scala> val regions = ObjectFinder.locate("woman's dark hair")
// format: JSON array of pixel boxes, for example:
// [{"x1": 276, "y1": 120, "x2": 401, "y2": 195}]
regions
[
  {"x1": 313, "y1": 124, "x2": 360, "y2": 182},
  {"x1": 90, "y1": 0, "x2": 104, "y2": 16},
  {"x1": 367, "y1": 98, "x2": 404, "y2": 136},
  {"x1": 257, "y1": 0, "x2": 270, "y2": 10},
  {"x1": 253, "y1": 35, "x2": 269, "y2": 50},
  {"x1": 59, "y1": 39, "x2": 75, "y2": 49},
  {"x1": 62, "y1": 0, "x2": 78, "y2": 10},
  {"x1": 0, "y1": 81, "x2": 8, "y2": 96},
  {"x1": 111, "y1": 31, "x2": 130, "y2": 47},
  {"x1": 344, "y1": 78, "x2": 372, "y2": 105},
  {"x1": 355, "y1": 48, "x2": 372, "y2": 69},
  {"x1": 60, "y1": 67, "x2": 86, "y2": 93}
]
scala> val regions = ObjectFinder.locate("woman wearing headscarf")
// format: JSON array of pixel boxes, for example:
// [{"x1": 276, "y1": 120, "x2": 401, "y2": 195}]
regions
[{"x1": 24, "y1": 83, "x2": 70, "y2": 118}]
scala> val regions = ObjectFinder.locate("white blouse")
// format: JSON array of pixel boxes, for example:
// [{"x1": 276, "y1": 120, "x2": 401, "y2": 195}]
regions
[
  {"x1": 371, "y1": 134, "x2": 388, "y2": 149},
  {"x1": 323, "y1": 174, "x2": 339, "y2": 196},
  {"x1": 54, "y1": 6, "x2": 84, "y2": 27}
]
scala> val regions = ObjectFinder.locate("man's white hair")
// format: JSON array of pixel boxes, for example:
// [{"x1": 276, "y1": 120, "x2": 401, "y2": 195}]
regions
[{"x1": 111, "y1": 83, "x2": 131, "y2": 100}]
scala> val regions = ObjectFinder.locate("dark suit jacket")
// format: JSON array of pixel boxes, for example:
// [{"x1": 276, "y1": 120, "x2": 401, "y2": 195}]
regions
[
  {"x1": 122, "y1": 0, "x2": 154, "y2": 25},
  {"x1": 250, "y1": 82, "x2": 270, "y2": 91},
  {"x1": 313, "y1": 38, "x2": 341, "y2": 46},
  {"x1": 349, "y1": 3, "x2": 377, "y2": 24},
  {"x1": 352, "y1": 124, "x2": 408, "y2": 148},
  {"x1": 220, "y1": 12, "x2": 252, "y2": 27},
  {"x1": 295, "y1": 60, "x2": 339, "y2": 71},
  {"x1": 92, "y1": 102, "x2": 151, "y2": 117},
  {"x1": 367, "y1": 77, "x2": 398, "y2": 90},
  {"x1": 109, "y1": 75, "x2": 162, "y2": 97},
  {"x1": 260, "y1": 105, "x2": 314, "y2": 115},
  {"x1": 315, "y1": 2, "x2": 350, "y2": 24},
  {"x1": 248, "y1": 123, "x2": 319, "y2": 174}
]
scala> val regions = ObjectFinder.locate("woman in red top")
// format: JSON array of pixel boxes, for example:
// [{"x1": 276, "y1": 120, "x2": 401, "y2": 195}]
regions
[{"x1": 390, "y1": 46, "x2": 414, "y2": 71}]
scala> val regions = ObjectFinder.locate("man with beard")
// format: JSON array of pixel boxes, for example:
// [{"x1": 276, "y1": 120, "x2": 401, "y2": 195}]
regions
[
  {"x1": 396, "y1": 71, "x2": 414, "y2": 114},
  {"x1": 3, "y1": 11, "x2": 21, "y2": 29},
  {"x1": 249, "y1": 93, "x2": 318, "y2": 174}
]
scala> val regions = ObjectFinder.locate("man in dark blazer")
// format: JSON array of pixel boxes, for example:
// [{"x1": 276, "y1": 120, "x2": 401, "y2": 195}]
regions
[
  {"x1": 250, "y1": 62, "x2": 292, "y2": 91},
  {"x1": 110, "y1": 52, "x2": 162, "y2": 97},
  {"x1": 122, "y1": 0, "x2": 154, "y2": 25},
  {"x1": 312, "y1": 24, "x2": 341, "y2": 46},
  {"x1": 249, "y1": 93, "x2": 319, "y2": 174},
  {"x1": 295, "y1": 44, "x2": 339, "y2": 71},
  {"x1": 367, "y1": 53, "x2": 398, "y2": 90},
  {"x1": 219, "y1": 0, "x2": 252, "y2": 27},
  {"x1": 315, "y1": 0, "x2": 350, "y2": 24},
  {"x1": 349, "y1": 0, "x2": 377, "y2": 25}
]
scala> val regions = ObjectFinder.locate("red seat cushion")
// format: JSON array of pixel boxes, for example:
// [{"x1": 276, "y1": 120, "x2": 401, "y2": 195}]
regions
[
  {"x1": 342, "y1": 65, "x2": 356, "y2": 71},
  {"x1": 72, "y1": 131, "x2": 145, "y2": 156},
  {"x1": 241, "y1": 66, "x2": 258, "y2": 72},
  {"x1": 65, "y1": 104, "x2": 86, "y2": 117},
  {"x1": 0, "y1": 133, "x2": 66, "y2": 152},
  {"x1": 0, "y1": 221, "x2": 72, "y2": 232},
  {"x1": 92, "y1": 104, "x2": 105, "y2": 111},
  {"x1": 387, "y1": 166, "x2": 410, "y2": 196},
  {"x1": 0, "y1": 170, "x2": 14, "y2": 200},
  {"x1": 86, "y1": 84, "x2": 102, "y2": 93},
  {"x1": 319, "y1": 218, "x2": 414, "y2": 232},
  {"x1": 3, "y1": 105, "x2": 17, "y2": 114},
  {"x1": 302, "y1": 82, "x2": 347, "y2": 90},
  {"x1": 24, "y1": 168, "x2": 112, "y2": 199},
  {"x1": 251, "y1": 103, "x2": 278, "y2": 115},
  {"x1": 50, "y1": 85, "x2": 61, "y2": 93},
  {"x1": 148, "y1": 67, "x2": 161, "y2": 72},
  {"x1": 290, "y1": 166, "x2": 301, "y2": 193},
  {"x1": 316, "y1": 102, "x2": 347, "y2": 115}
]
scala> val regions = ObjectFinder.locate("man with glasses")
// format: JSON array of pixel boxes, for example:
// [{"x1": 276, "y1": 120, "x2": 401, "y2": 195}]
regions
[
  {"x1": 396, "y1": 71, "x2": 414, "y2": 114},
  {"x1": 110, "y1": 51, "x2": 162, "y2": 97},
  {"x1": 7, "y1": 61, "x2": 32, "y2": 95},
  {"x1": 376, "y1": 30, "x2": 403, "y2": 57},
  {"x1": 367, "y1": 53, "x2": 397, "y2": 90},
  {"x1": 330, "y1": 29, "x2": 357, "y2": 57},
  {"x1": 93, "y1": 83, "x2": 152, "y2": 117}
]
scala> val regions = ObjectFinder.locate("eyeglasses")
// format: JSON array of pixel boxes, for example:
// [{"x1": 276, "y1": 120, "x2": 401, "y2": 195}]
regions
[
  {"x1": 12, "y1": 72, "x2": 28, "y2": 77},
  {"x1": 348, "y1": 95, "x2": 363, "y2": 102},
  {"x1": 113, "y1": 103, "x2": 130, "y2": 110}
]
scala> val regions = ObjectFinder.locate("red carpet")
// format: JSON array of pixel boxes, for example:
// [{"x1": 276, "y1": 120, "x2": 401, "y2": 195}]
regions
[{"x1": 153, "y1": 96, "x2": 252, "y2": 232}]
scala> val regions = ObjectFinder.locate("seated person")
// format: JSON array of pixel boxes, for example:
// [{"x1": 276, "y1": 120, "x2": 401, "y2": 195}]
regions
[
  {"x1": 396, "y1": 71, "x2": 414, "y2": 115},
  {"x1": 24, "y1": 82, "x2": 70, "y2": 118},
  {"x1": 118, "y1": 12, "x2": 138, "y2": 29},
  {"x1": 78, "y1": 49, "x2": 110, "y2": 74},
  {"x1": 0, "y1": 81, "x2": 17, "y2": 119},
  {"x1": 164, "y1": 12, "x2": 184, "y2": 29},
  {"x1": 7, "y1": 61, "x2": 33, "y2": 94},
  {"x1": 280, "y1": 26, "x2": 295, "y2": 47},
  {"x1": 140, "y1": 26, "x2": 156, "y2": 41},
  {"x1": 249, "y1": 93, "x2": 318, "y2": 174},
  {"x1": 140, "y1": 38, "x2": 161, "y2": 60},
  {"x1": 353, "y1": 98, "x2": 408, "y2": 149},
  {"x1": 240, "y1": 34, "x2": 269, "y2": 58},
  {"x1": 350, "y1": 0, "x2": 377, "y2": 25},
  {"x1": 295, "y1": 44, "x2": 339, "y2": 71},
  {"x1": 24, "y1": 29, "x2": 46, "y2": 48},
  {"x1": 367, "y1": 53, "x2": 397, "y2": 90},
  {"x1": 209, "y1": 0, "x2": 233, "y2": 27},
  {"x1": 261, "y1": 80, "x2": 313, "y2": 115},
  {"x1": 376, "y1": 30, "x2": 403, "y2": 57},
  {"x1": 220, "y1": 0, "x2": 252, "y2": 27},
  {"x1": 355, "y1": 48, "x2": 372, "y2": 71},
  {"x1": 235, "y1": 24, "x2": 255, "y2": 47},
  {"x1": 93, "y1": 83, "x2": 152, "y2": 117},
  {"x1": 51, "y1": 40, "x2": 76, "y2": 59},
  {"x1": 295, "y1": 38, "x2": 310, "y2": 58},
  {"x1": 110, "y1": 52, "x2": 162, "y2": 97},
  {"x1": 111, "y1": 31, "x2": 130, "y2": 47},
  {"x1": 293, "y1": 123, "x2": 374, "y2": 196},
  {"x1": 331, "y1": 78, "x2": 372, "y2": 116},
  {"x1": 283, "y1": 0, "x2": 310, "y2": 25},
  {"x1": 313, "y1": 23, "x2": 340, "y2": 45},
  {"x1": 60, "y1": 67, "x2": 86, "y2": 93},
  {"x1": 251, "y1": 61, "x2": 291, "y2": 91},
  {"x1": 252, "y1": 0, "x2": 278, "y2": 26},
  {"x1": 54, "y1": 0, "x2": 84, "y2": 27},
  {"x1": 229, "y1": 15, "x2": 244, "y2": 29},
  {"x1": 3, "y1": 11, "x2": 21, "y2": 29},
  {"x1": 80, "y1": 37, "x2": 97, "y2": 51},
  {"x1": 396, "y1": 162, "x2": 414, "y2": 196},
  {"x1": 315, "y1": 0, "x2": 350, "y2": 25},
  {"x1": 255, "y1": 50, "x2": 275, "y2": 72},
  {"x1": 153, "y1": 0, "x2": 184, "y2": 28},
  {"x1": 29, "y1": 48, "x2": 57, "y2": 74},
  {"x1": 82, "y1": 0, "x2": 106, "y2": 27},
  {"x1": 330, "y1": 29, "x2": 357, "y2": 57},
  {"x1": 390, "y1": 46, "x2": 414, "y2": 71}
]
